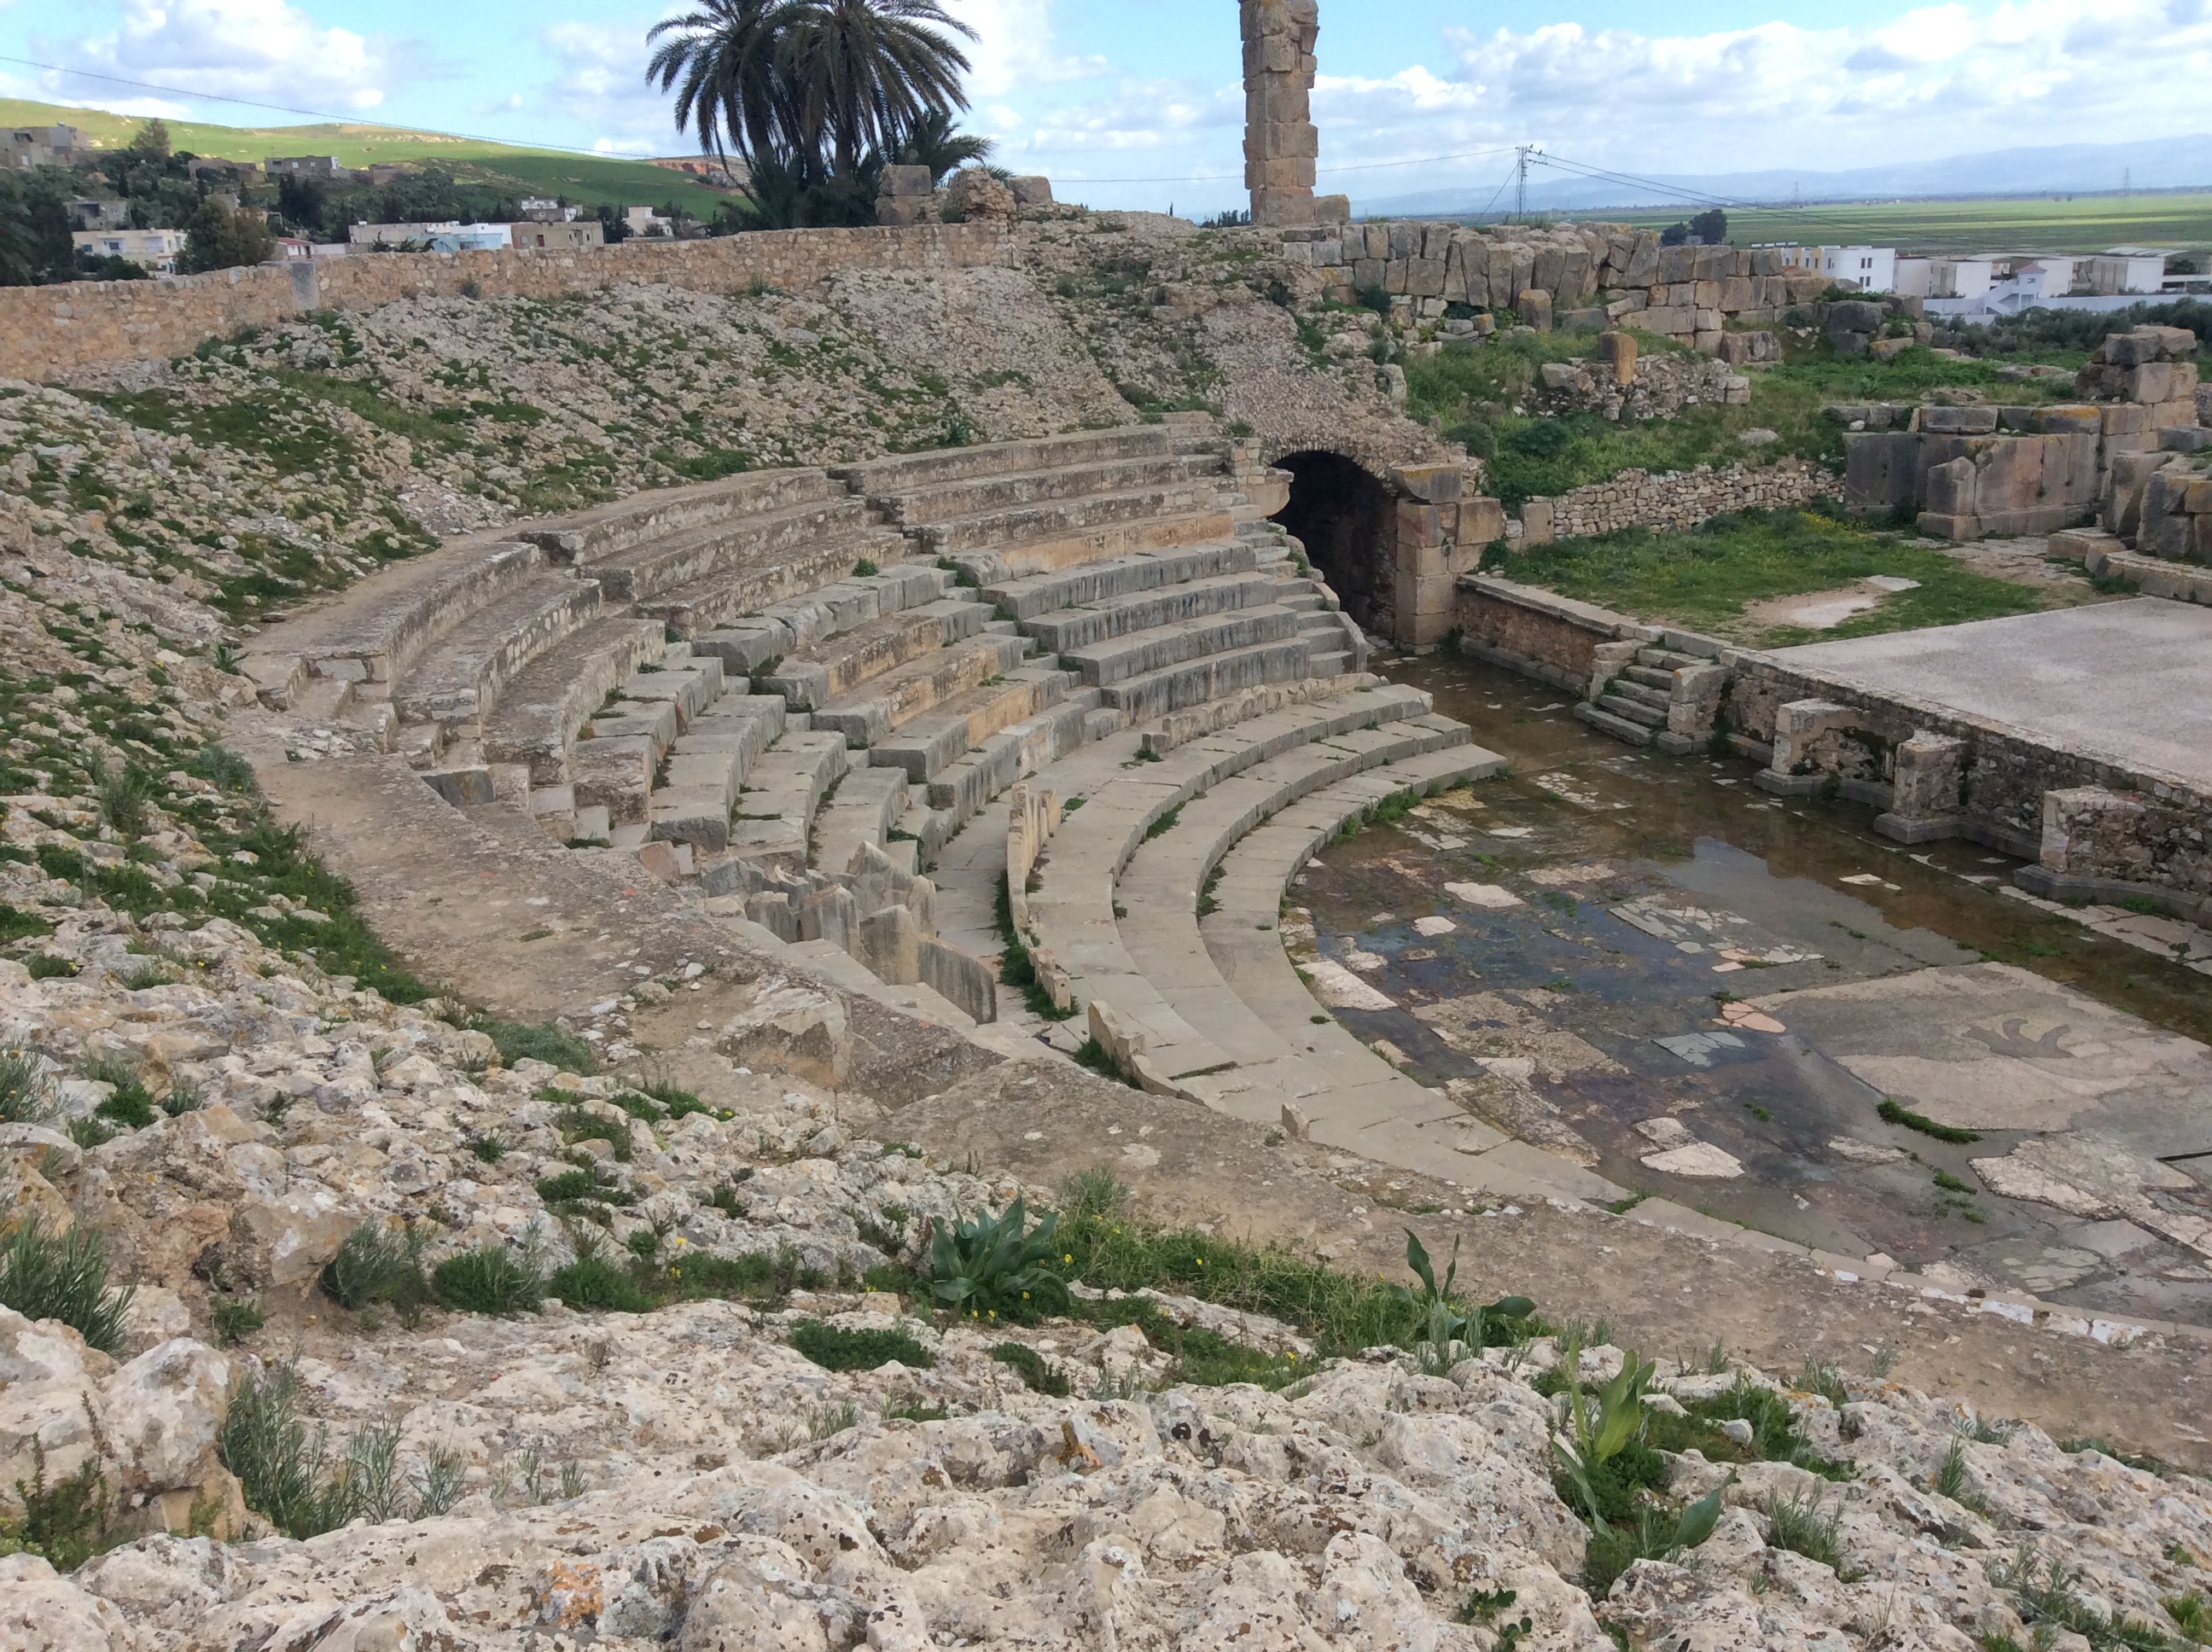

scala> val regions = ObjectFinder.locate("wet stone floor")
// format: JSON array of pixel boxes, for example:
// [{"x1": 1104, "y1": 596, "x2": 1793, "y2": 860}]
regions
[{"x1": 1289, "y1": 653, "x2": 2212, "y2": 1327}]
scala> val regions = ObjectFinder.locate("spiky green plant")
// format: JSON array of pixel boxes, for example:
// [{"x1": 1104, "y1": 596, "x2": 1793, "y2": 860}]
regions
[{"x1": 928, "y1": 1196, "x2": 1068, "y2": 1319}]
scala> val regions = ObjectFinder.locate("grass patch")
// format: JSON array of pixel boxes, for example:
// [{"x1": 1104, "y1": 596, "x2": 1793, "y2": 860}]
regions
[
  {"x1": 789, "y1": 1320, "x2": 935, "y2": 1372},
  {"x1": 433, "y1": 1242, "x2": 547, "y2": 1316},
  {"x1": 0, "y1": 1441, "x2": 110, "y2": 1569},
  {"x1": 1490, "y1": 509, "x2": 2048, "y2": 646},
  {"x1": 318, "y1": 1222, "x2": 430, "y2": 1318},
  {"x1": 1144, "y1": 804, "x2": 1183, "y2": 841},
  {"x1": 0, "y1": 1050, "x2": 57, "y2": 1125},
  {"x1": 1764, "y1": 1487, "x2": 1855, "y2": 1575},
  {"x1": 990, "y1": 1341, "x2": 1073, "y2": 1396},
  {"x1": 0, "y1": 1217, "x2": 135, "y2": 1354},
  {"x1": 477, "y1": 1018, "x2": 597, "y2": 1074},
  {"x1": 993, "y1": 874, "x2": 1076, "y2": 1021},
  {"x1": 1878, "y1": 1098, "x2": 1982, "y2": 1144}
]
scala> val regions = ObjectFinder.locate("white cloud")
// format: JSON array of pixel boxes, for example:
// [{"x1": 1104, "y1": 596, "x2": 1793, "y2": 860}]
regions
[
  {"x1": 1328, "y1": 0, "x2": 2212, "y2": 181},
  {"x1": 539, "y1": 17, "x2": 679, "y2": 157},
  {"x1": 51, "y1": 0, "x2": 411, "y2": 117},
  {"x1": 942, "y1": 0, "x2": 1105, "y2": 100}
]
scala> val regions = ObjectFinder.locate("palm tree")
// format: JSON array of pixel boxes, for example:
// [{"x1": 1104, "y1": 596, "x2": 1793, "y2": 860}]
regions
[
  {"x1": 646, "y1": 0, "x2": 793, "y2": 166},
  {"x1": 896, "y1": 108, "x2": 992, "y2": 187},
  {"x1": 769, "y1": 0, "x2": 977, "y2": 183}
]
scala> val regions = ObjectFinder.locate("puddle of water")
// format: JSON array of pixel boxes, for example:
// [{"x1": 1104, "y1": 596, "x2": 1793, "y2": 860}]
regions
[{"x1": 1289, "y1": 653, "x2": 2212, "y2": 1323}]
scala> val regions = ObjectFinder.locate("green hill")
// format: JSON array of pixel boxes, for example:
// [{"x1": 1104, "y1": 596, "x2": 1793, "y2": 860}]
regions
[{"x1": 0, "y1": 97, "x2": 733, "y2": 214}]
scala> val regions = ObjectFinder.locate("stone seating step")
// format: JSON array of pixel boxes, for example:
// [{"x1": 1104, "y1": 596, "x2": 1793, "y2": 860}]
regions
[
  {"x1": 643, "y1": 696, "x2": 788, "y2": 848},
  {"x1": 870, "y1": 660, "x2": 1077, "y2": 782},
  {"x1": 867, "y1": 452, "x2": 1231, "y2": 528},
  {"x1": 1062, "y1": 605, "x2": 1304, "y2": 688},
  {"x1": 684, "y1": 561, "x2": 952, "y2": 673},
  {"x1": 579, "y1": 493, "x2": 879, "y2": 603},
  {"x1": 980, "y1": 540, "x2": 1255, "y2": 621},
  {"x1": 727, "y1": 730, "x2": 850, "y2": 871},
  {"x1": 620, "y1": 655, "x2": 725, "y2": 730},
  {"x1": 276, "y1": 537, "x2": 545, "y2": 689},
  {"x1": 812, "y1": 631, "x2": 1032, "y2": 746},
  {"x1": 1307, "y1": 651, "x2": 1354, "y2": 678},
  {"x1": 830, "y1": 421, "x2": 1210, "y2": 497},
  {"x1": 911, "y1": 484, "x2": 1232, "y2": 560},
  {"x1": 1622, "y1": 665, "x2": 1675, "y2": 691},
  {"x1": 1194, "y1": 765, "x2": 1616, "y2": 1204},
  {"x1": 812, "y1": 766, "x2": 911, "y2": 876},
  {"x1": 521, "y1": 467, "x2": 837, "y2": 567},
  {"x1": 1573, "y1": 701, "x2": 1657, "y2": 747},
  {"x1": 765, "y1": 598, "x2": 992, "y2": 707},
  {"x1": 1638, "y1": 646, "x2": 1705, "y2": 672},
  {"x1": 1024, "y1": 572, "x2": 1281, "y2": 654},
  {"x1": 642, "y1": 528, "x2": 912, "y2": 639},
  {"x1": 1038, "y1": 722, "x2": 1481, "y2": 1080},
  {"x1": 586, "y1": 701, "x2": 681, "y2": 766},
  {"x1": 569, "y1": 734, "x2": 657, "y2": 826},
  {"x1": 1609, "y1": 678, "x2": 1669, "y2": 713},
  {"x1": 1100, "y1": 637, "x2": 1311, "y2": 724},
  {"x1": 1595, "y1": 691, "x2": 1668, "y2": 729},
  {"x1": 393, "y1": 573, "x2": 603, "y2": 727},
  {"x1": 480, "y1": 614, "x2": 665, "y2": 784},
  {"x1": 919, "y1": 695, "x2": 1092, "y2": 825}
]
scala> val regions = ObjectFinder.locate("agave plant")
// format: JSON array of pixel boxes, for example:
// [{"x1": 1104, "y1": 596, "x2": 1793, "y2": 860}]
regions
[
  {"x1": 928, "y1": 1197, "x2": 1068, "y2": 1319},
  {"x1": 1392, "y1": 1230, "x2": 1534, "y2": 1375},
  {"x1": 1551, "y1": 1346, "x2": 1659, "y2": 1522}
]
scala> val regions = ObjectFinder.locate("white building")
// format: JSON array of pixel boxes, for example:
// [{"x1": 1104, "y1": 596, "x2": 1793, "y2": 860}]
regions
[
  {"x1": 624, "y1": 206, "x2": 674, "y2": 239},
  {"x1": 1893, "y1": 257, "x2": 1993, "y2": 301},
  {"x1": 1816, "y1": 246, "x2": 1896, "y2": 293},
  {"x1": 72, "y1": 228, "x2": 184, "y2": 273},
  {"x1": 2091, "y1": 251, "x2": 2167, "y2": 296}
]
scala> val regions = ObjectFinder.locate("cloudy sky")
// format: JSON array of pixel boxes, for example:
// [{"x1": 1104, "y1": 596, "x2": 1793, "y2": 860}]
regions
[{"x1": 3, "y1": 0, "x2": 2209, "y2": 210}]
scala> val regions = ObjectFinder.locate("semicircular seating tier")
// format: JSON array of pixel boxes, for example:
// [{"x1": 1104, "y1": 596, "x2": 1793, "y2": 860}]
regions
[{"x1": 248, "y1": 417, "x2": 1592, "y2": 1197}]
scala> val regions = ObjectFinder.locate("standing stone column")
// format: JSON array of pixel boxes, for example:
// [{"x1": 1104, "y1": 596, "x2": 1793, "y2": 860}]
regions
[{"x1": 1243, "y1": 0, "x2": 1348, "y2": 228}]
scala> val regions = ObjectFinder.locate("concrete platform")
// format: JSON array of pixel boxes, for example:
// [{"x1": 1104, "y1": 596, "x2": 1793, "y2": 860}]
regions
[{"x1": 1770, "y1": 598, "x2": 2212, "y2": 790}]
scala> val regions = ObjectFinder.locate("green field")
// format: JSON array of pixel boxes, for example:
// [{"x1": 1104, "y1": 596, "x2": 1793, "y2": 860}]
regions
[
  {"x1": 1577, "y1": 192, "x2": 2212, "y2": 257},
  {"x1": 0, "y1": 97, "x2": 733, "y2": 214}
]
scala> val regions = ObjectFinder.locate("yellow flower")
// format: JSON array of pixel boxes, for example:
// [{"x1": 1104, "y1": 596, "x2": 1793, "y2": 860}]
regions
[
  {"x1": 1021, "y1": 1291, "x2": 1029, "y2": 1300},
  {"x1": 1196, "y1": 1258, "x2": 1205, "y2": 1268},
  {"x1": 1062, "y1": 1254, "x2": 1073, "y2": 1265}
]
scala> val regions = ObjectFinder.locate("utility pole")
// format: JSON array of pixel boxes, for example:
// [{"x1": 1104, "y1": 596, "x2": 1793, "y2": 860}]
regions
[
  {"x1": 2122, "y1": 166, "x2": 2132, "y2": 198},
  {"x1": 1512, "y1": 145, "x2": 1536, "y2": 223}
]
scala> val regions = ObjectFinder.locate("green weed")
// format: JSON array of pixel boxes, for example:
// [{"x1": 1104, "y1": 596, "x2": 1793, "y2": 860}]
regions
[
  {"x1": 0, "y1": 1217, "x2": 135, "y2": 1354},
  {"x1": 789, "y1": 1320, "x2": 935, "y2": 1372}
]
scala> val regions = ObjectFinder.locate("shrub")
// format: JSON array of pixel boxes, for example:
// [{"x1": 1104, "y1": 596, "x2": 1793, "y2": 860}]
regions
[
  {"x1": 0, "y1": 1217, "x2": 135, "y2": 1354},
  {"x1": 990, "y1": 1341, "x2": 1071, "y2": 1396},
  {"x1": 0, "y1": 1050, "x2": 57, "y2": 1125},
  {"x1": 1763, "y1": 1487, "x2": 1851, "y2": 1574},
  {"x1": 477, "y1": 1018, "x2": 596, "y2": 1074},
  {"x1": 929, "y1": 1197, "x2": 1070, "y2": 1321},
  {"x1": 434, "y1": 1242, "x2": 546, "y2": 1316},
  {"x1": 789, "y1": 1320, "x2": 934, "y2": 1372},
  {"x1": 211, "y1": 1294, "x2": 265, "y2": 1345},
  {"x1": 548, "y1": 1254, "x2": 653, "y2": 1313},
  {"x1": 218, "y1": 1361, "x2": 408, "y2": 1539},
  {"x1": 0, "y1": 1441, "x2": 109, "y2": 1571},
  {"x1": 319, "y1": 1222, "x2": 428, "y2": 1314},
  {"x1": 96, "y1": 763, "x2": 155, "y2": 838}
]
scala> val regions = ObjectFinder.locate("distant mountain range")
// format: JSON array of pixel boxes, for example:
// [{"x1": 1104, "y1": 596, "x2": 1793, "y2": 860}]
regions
[{"x1": 1355, "y1": 133, "x2": 2212, "y2": 217}]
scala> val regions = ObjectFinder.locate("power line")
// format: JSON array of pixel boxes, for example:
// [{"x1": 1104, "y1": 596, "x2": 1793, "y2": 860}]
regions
[
  {"x1": 0, "y1": 52, "x2": 626, "y2": 160},
  {"x1": 1044, "y1": 143, "x2": 1525, "y2": 187}
]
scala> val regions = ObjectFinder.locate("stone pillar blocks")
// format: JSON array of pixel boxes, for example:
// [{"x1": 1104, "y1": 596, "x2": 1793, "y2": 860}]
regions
[{"x1": 1242, "y1": 0, "x2": 1347, "y2": 227}]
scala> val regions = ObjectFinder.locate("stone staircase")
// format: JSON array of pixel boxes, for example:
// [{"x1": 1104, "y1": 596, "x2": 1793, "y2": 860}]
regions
[{"x1": 1572, "y1": 638, "x2": 1722, "y2": 750}]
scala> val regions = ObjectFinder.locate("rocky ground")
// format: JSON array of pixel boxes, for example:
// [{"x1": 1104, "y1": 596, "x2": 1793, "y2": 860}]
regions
[{"x1": 3, "y1": 211, "x2": 2209, "y2": 1648}]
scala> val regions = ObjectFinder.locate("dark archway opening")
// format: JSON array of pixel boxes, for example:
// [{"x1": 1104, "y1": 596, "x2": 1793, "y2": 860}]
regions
[{"x1": 1271, "y1": 451, "x2": 1394, "y2": 637}]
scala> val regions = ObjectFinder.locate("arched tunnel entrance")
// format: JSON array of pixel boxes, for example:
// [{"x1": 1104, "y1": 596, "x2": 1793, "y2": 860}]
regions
[{"x1": 1270, "y1": 451, "x2": 1395, "y2": 638}]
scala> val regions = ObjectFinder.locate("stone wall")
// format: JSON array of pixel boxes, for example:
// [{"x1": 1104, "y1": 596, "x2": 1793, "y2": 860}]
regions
[
  {"x1": 1278, "y1": 222, "x2": 1842, "y2": 352},
  {"x1": 1841, "y1": 326, "x2": 2205, "y2": 544},
  {"x1": 1454, "y1": 575, "x2": 2211, "y2": 916},
  {"x1": 1453, "y1": 576, "x2": 1654, "y2": 694},
  {"x1": 0, "y1": 223, "x2": 1010, "y2": 381},
  {"x1": 1724, "y1": 655, "x2": 2211, "y2": 912},
  {"x1": 1518, "y1": 456, "x2": 1837, "y2": 546}
]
